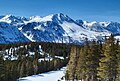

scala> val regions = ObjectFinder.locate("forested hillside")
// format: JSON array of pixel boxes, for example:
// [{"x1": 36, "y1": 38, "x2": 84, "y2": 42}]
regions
[
  {"x1": 65, "y1": 35, "x2": 120, "y2": 81},
  {"x1": 0, "y1": 42, "x2": 71, "y2": 81}
]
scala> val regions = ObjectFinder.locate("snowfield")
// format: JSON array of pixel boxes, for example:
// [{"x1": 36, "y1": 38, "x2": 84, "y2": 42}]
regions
[{"x1": 19, "y1": 67, "x2": 66, "y2": 81}]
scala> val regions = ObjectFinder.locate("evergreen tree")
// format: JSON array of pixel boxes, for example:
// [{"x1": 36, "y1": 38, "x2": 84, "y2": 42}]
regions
[
  {"x1": 26, "y1": 60, "x2": 34, "y2": 76},
  {"x1": 66, "y1": 45, "x2": 78, "y2": 80},
  {"x1": 33, "y1": 59, "x2": 38, "y2": 74},
  {"x1": 20, "y1": 61, "x2": 27, "y2": 77},
  {"x1": 75, "y1": 38, "x2": 90, "y2": 81},
  {"x1": 83, "y1": 38, "x2": 91, "y2": 81},
  {"x1": 97, "y1": 35, "x2": 117, "y2": 81},
  {"x1": 116, "y1": 40, "x2": 120, "y2": 81},
  {"x1": 0, "y1": 56, "x2": 5, "y2": 81},
  {"x1": 86, "y1": 40, "x2": 101, "y2": 81},
  {"x1": 75, "y1": 48, "x2": 86, "y2": 81}
]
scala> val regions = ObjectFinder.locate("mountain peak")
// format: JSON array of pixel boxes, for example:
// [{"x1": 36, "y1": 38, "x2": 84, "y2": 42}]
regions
[
  {"x1": 0, "y1": 14, "x2": 13, "y2": 23},
  {"x1": 40, "y1": 13, "x2": 69, "y2": 22},
  {"x1": 0, "y1": 14, "x2": 27, "y2": 24},
  {"x1": 41, "y1": 14, "x2": 54, "y2": 22},
  {"x1": 3, "y1": 14, "x2": 19, "y2": 20},
  {"x1": 29, "y1": 16, "x2": 42, "y2": 22},
  {"x1": 28, "y1": 13, "x2": 73, "y2": 23}
]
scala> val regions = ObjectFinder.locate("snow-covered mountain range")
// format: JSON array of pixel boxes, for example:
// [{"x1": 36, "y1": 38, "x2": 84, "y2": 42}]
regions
[{"x1": 0, "y1": 13, "x2": 120, "y2": 44}]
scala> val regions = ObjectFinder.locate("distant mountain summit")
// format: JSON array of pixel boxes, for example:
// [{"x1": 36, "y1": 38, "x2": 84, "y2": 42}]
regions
[{"x1": 0, "y1": 13, "x2": 119, "y2": 44}]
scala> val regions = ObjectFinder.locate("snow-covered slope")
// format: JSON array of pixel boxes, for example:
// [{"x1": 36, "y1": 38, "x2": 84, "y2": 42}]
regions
[
  {"x1": 19, "y1": 67, "x2": 66, "y2": 81},
  {"x1": 0, "y1": 13, "x2": 120, "y2": 44}
]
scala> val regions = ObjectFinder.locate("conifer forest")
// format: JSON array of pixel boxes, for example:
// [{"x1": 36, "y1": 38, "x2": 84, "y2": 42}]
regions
[
  {"x1": 65, "y1": 35, "x2": 120, "y2": 81},
  {"x1": 0, "y1": 42, "x2": 70, "y2": 81}
]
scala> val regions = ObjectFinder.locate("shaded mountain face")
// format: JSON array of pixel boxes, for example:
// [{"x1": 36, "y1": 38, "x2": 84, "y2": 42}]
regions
[
  {"x1": 0, "y1": 13, "x2": 119, "y2": 44},
  {"x1": 0, "y1": 22, "x2": 29, "y2": 43},
  {"x1": 106, "y1": 22, "x2": 120, "y2": 35},
  {"x1": 20, "y1": 21, "x2": 66, "y2": 42}
]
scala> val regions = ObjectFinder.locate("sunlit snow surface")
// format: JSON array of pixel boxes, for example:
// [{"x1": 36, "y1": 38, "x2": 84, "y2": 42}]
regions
[{"x1": 19, "y1": 67, "x2": 66, "y2": 81}]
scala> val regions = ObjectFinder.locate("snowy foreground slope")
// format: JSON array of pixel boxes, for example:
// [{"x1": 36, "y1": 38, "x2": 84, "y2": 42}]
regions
[
  {"x1": 19, "y1": 67, "x2": 66, "y2": 81},
  {"x1": 0, "y1": 13, "x2": 120, "y2": 43}
]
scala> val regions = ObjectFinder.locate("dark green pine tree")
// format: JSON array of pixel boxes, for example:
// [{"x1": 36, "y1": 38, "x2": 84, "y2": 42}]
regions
[
  {"x1": 75, "y1": 38, "x2": 90, "y2": 81},
  {"x1": 109, "y1": 35, "x2": 118, "y2": 81},
  {"x1": 20, "y1": 61, "x2": 27, "y2": 77},
  {"x1": 97, "y1": 35, "x2": 117, "y2": 81},
  {"x1": 86, "y1": 40, "x2": 101, "y2": 81},
  {"x1": 75, "y1": 48, "x2": 86, "y2": 81},
  {"x1": 65, "y1": 45, "x2": 78, "y2": 80},
  {"x1": 0, "y1": 56, "x2": 5, "y2": 81},
  {"x1": 116, "y1": 40, "x2": 120, "y2": 81},
  {"x1": 26, "y1": 60, "x2": 34, "y2": 76},
  {"x1": 83, "y1": 38, "x2": 91, "y2": 81},
  {"x1": 33, "y1": 59, "x2": 38, "y2": 75}
]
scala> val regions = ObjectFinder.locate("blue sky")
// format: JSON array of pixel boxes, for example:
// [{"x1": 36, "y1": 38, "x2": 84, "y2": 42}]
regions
[{"x1": 0, "y1": 0, "x2": 120, "y2": 22}]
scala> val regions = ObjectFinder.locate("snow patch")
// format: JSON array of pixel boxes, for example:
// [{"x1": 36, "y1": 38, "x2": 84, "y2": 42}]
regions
[{"x1": 19, "y1": 67, "x2": 66, "y2": 81}]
